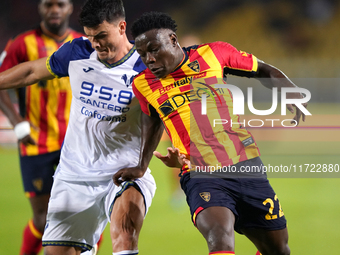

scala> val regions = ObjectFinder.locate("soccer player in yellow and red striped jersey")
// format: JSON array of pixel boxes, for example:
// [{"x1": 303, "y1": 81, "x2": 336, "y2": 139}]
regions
[
  {"x1": 133, "y1": 41, "x2": 261, "y2": 170},
  {"x1": 0, "y1": 1, "x2": 84, "y2": 255},
  {"x1": 119, "y1": 12, "x2": 307, "y2": 255}
]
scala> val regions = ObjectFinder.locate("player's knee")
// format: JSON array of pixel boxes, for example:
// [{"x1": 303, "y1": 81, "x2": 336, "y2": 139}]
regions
[
  {"x1": 275, "y1": 243, "x2": 290, "y2": 255},
  {"x1": 33, "y1": 211, "x2": 47, "y2": 233},
  {"x1": 110, "y1": 215, "x2": 139, "y2": 250},
  {"x1": 204, "y1": 225, "x2": 234, "y2": 252},
  {"x1": 262, "y1": 243, "x2": 290, "y2": 255},
  {"x1": 111, "y1": 230, "x2": 138, "y2": 251}
]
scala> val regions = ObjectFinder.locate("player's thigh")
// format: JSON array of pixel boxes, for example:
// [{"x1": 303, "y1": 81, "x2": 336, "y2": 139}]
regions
[
  {"x1": 19, "y1": 150, "x2": 60, "y2": 197},
  {"x1": 196, "y1": 206, "x2": 235, "y2": 249},
  {"x1": 110, "y1": 183, "x2": 145, "y2": 235},
  {"x1": 107, "y1": 171, "x2": 155, "y2": 250},
  {"x1": 180, "y1": 174, "x2": 238, "y2": 251},
  {"x1": 242, "y1": 227, "x2": 290, "y2": 255}
]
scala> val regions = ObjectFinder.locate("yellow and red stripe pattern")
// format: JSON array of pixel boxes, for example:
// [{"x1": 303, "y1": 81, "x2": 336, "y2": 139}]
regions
[
  {"x1": 133, "y1": 42, "x2": 260, "y2": 168},
  {"x1": 0, "y1": 28, "x2": 83, "y2": 156}
]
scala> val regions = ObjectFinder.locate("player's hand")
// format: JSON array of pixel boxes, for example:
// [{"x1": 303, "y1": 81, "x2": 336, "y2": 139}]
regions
[
  {"x1": 113, "y1": 167, "x2": 145, "y2": 186},
  {"x1": 286, "y1": 92, "x2": 307, "y2": 126},
  {"x1": 15, "y1": 120, "x2": 38, "y2": 146},
  {"x1": 153, "y1": 147, "x2": 181, "y2": 168},
  {"x1": 153, "y1": 147, "x2": 190, "y2": 168},
  {"x1": 20, "y1": 134, "x2": 36, "y2": 146}
]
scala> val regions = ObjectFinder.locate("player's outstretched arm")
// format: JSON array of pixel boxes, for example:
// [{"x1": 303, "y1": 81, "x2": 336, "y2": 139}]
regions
[
  {"x1": 0, "y1": 57, "x2": 54, "y2": 144},
  {"x1": 0, "y1": 57, "x2": 54, "y2": 90},
  {"x1": 113, "y1": 112, "x2": 164, "y2": 186},
  {"x1": 255, "y1": 60, "x2": 308, "y2": 125}
]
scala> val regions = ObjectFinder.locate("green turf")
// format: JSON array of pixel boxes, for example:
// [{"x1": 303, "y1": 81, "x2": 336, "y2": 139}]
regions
[{"x1": 1, "y1": 140, "x2": 340, "y2": 254}]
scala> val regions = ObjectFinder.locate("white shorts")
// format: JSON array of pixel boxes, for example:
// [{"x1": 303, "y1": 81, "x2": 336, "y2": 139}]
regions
[{"x1": 42, "y1": 170, "x2": 156, "y2": 252}]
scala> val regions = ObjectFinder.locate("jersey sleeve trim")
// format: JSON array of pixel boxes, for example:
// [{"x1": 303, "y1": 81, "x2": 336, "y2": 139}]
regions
[
  {"x1": 252, "y1": 55, "x2": 258, "y2": 72},
  {"x1": 46, "y1": 55, "x2": 60, "y2": 78}
]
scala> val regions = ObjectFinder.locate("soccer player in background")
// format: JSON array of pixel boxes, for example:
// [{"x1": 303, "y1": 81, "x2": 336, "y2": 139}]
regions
[
  {"x1": 0, "y1": 1, "x2": 84, "y2": 254},
  {"x1": 0, "y1": 0, "x2": 163, "y2": 254},
  {"x1": 123, "y1": 12, "x2": 309, "y2": 255}
]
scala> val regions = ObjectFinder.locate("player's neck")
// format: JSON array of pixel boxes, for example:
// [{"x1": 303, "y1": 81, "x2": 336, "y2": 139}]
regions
[
  {"x1": 106, "y1": 38, "x2": 134, "y2": 65},
  {"x1": 40, "y1": 22, "x2": 71, "y2": 42},
  {"x1": 171, "y1": 47, "x2": 186, "y2": 73}
]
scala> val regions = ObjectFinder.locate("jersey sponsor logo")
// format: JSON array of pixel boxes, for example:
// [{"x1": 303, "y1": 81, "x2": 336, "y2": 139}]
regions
[
  {"x1": 159, "y1": 100, "x2": 175, "y2": 116},
  {"x1": 188, "y1": 60, "x2": 200, "y2": 72},
  {"x1": 193, "y1": 72, "x2": 207, "y2": 79},
  {"x1": 80, "y1": 106, "x2": 127, "y2": 122},
  {"x1": 83, "y1": 67, "x2": 94, "y2": 73},
  {"x1": 80, "y1": 97, "x2": 130, "y2": 113},
  {"x1": 159, "y1": 76, "x2": 193, "y2": 95},
  {"x1": 199, "y1": 192, "x2": 211, "y2": 202},
  {"x1": 79, "y1": 81, "x2": 133, "y2": 113},
  {"x1": 158, "y1": 81, "x2": 226, "y2": 116},
  {"x1": 197, "y1": 82, "x2": 223, "y2": 105},
  {"x1": 121, "y1": 74, "x2": 135, "y2": 88}
]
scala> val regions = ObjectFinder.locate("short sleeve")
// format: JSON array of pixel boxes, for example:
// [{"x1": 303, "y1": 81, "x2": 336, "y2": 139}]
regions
[
  {"x1": 46, "y1": 41, "x2": 73, "y2": 78},
  {"x1": 211, "y1": 41, "x2": 258, "y2": 77},
  {"x1": 0, "y1": 38, "x2": 27, "y2": 72}
]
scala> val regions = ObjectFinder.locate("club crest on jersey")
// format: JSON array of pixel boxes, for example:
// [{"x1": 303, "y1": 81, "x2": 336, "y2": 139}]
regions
[
  {"x1": 199, "y1": 192, "x2": 211, "y2": 202},
  {"x1": 188, "y1": 60, "x2": 200, "y2": 72},
  {"x1": 159, "y1": 100, "x2": 175, "y2": 116},
  {"x1": 121, "y1": 74, "x2": 135, "y2": 87},
  {"x1": 33, "y1": 178, "x2": 43, "y2": 191}
]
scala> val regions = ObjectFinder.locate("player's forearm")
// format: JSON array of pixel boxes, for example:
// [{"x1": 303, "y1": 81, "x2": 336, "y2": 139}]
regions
[
  {"x1": 138, "y1": 112, "x2": 164, "y2": 172},
  {"x1": 255, "y1": 61, "x2": 298, "y2": 90},
  {"x1": 0, "y1": 57, "x2": 53, "y2": 90},
  {"x1": 0, "y1": 90, "x2": 23, "y2": 126}
]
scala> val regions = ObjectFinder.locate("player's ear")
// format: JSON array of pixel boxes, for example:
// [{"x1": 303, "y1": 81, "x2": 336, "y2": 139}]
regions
[
  {"x1": 170, "y1": 33, "x2": 178, "y2": 47},
  {"x1": 118, "y1": 20, "x2": 127, "y2": 35}
]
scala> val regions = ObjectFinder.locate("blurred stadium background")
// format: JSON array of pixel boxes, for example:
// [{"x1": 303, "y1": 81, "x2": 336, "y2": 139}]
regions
[{"x1": 0, "y1": 0, "x2": 339, "y2": 254}]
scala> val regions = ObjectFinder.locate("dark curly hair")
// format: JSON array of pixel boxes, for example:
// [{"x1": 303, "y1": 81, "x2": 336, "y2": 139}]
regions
[
  {"x1": 79, "y1": 0, "x2": 125, "y2": 28},
  {"x1": 131, "y1": 12, "x2": 177, "y2": 39}
]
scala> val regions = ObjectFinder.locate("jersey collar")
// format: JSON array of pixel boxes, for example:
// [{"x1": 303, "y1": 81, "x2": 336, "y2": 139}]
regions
[
  {"x1": 172, "y1": 48, "x2": 188, "y2": 73},
  {"x1": 98, "y1": 45, "x2": 136, "y2": 68}
]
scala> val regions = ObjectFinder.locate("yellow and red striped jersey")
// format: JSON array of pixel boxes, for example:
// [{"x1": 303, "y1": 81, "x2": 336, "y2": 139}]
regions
[
  {"x1": 0, "y1": 27, "x2": 83, "y2": 156},
  {"x1": 133, "y1": 42, "x2": 261, "y2": 168}
]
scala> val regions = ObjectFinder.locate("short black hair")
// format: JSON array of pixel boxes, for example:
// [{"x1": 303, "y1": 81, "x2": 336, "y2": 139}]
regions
[
  {"x1": 131, "y1": 12, "x2": 177, "y2": 39},
  {"x1": 79, "y1": 0, "x2": 125, "y2": 28}
]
